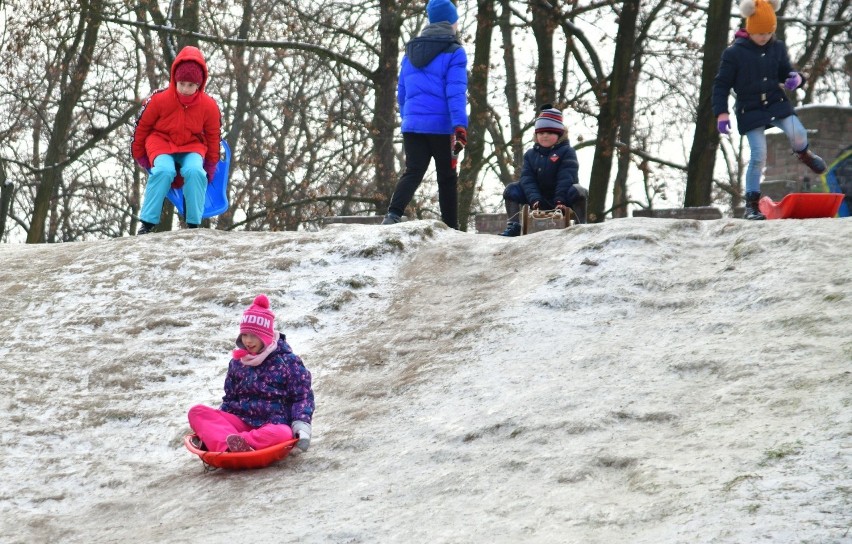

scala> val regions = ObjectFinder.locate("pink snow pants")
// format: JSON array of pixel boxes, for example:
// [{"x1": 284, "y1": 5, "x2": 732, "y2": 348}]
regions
[{"x1": 187, "y1": 404, "x2": 293, "y2": 452}]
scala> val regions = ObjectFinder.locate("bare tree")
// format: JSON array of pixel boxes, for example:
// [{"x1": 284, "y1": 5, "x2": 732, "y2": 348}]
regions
[
  {"x1": 684, "y1": 0, "x2": 734, "y2": 208},
  {"x1": 458, "y1": 0, "x2": 497, "y2": 231},
  {"x1": 27, "y1": 0, "x2": 105, "y2": 243},
  {"x1": 586, "y1": 0, "x2": 640, "y2": 223}
]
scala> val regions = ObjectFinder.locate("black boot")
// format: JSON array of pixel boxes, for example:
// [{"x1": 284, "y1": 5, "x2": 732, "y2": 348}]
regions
[
  {"x1": 137, "y1": 221, "x2": 155, "y2": 235},
  {"x1": 743, "y1": 192, "x2": 766, "y2": 220},
  {"x1": 795, "y1": 147, "x2": 827, "y2": 175},
  {"x1": 186, "y1": 223, "x2": 199, "y2": 229},
  {"x1": 499, "y1": 222, "x2": 521, "y2": 237}
]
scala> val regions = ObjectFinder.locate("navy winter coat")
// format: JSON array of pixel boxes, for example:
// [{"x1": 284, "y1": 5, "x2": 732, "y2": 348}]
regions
[
  {"x1": 712, "y1": 37, "x2": 796, "y2": 134},
  {"x1": 519, "y1": 139, "x2": 580, "y2": 206},
  {"x1": 398, "y1": 22, "x2": 468, "y2": 134}
]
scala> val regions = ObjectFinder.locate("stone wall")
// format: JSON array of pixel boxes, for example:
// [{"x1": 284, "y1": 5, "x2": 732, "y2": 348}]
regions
[{"x1": 764, "y1": 105, "x2": 852, "y2": 191}]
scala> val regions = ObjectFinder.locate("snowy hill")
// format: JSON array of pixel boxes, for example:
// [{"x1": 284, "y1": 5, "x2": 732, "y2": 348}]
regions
[{"x1": 0, "y1": 218, "x2": 849, "y2": 543}]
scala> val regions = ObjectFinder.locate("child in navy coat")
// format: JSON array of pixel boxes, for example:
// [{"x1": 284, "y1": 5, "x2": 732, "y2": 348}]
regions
[
  {"x1": 712, "y1": 0, "x2": 827, "y2": 220},
  {"x1": 499, "y1": 105, "x2": 586, "y2": 236}
]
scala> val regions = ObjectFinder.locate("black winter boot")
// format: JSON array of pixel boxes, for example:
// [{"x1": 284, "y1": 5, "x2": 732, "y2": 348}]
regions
[
  {"x1": 743, "y1": 192, "x2": 766, "y2": 220},
  {"x1": 137, "y1": 221, "x2": 155, "y2": 235},
  {"x1": 499, "y1": 222, "x2": 521, "y2": 237},
  {"x1": 795, "y1": 147, "x2": 827, "y2": 175}
]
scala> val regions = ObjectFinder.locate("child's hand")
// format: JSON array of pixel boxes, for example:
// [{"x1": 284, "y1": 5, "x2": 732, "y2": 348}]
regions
[
  {"x1": 203, "y1": 160, "x2": 217, "y2": 182},
  {"x1": 291, "y1": 421, "x2": 311, "y2": 452},
  {"x1": 555, "y1": 202, "x2": 570, "y2": 215},
  {"x1": 530, "y1": 201, "x2": 540, "y2": 210},
  {"x1": 716, "y1": 114, "x2": 731, "y2": 135},
  {"x1": 784, "y1": 71, "x2": 802, "y2": 91},
  {"x1": 136, "y1": 156, "x2": 151, "y2": 172},
  {"x1": 453, "y1": 126, "x2": 467, "y2": 154}
]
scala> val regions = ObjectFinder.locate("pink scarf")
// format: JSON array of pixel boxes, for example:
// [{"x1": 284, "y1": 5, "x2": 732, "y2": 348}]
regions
[{"x1": 232, "y1": 332, "x2": 279, "y2": 367}]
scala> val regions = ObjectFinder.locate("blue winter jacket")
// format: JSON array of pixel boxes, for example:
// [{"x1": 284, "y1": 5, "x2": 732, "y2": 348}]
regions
[
  {"x1": 519, "y1": 139, "x2": 581, "y2": 207},
  {"x1": 220, "y1": 334, "x2": 314, "y2": 428},
  {"x1": 398, "y1": 22, "x2": 468, "y2": 134},
  {"x1": 712, "y1": 36, "x2": 796, "y2": 134}
]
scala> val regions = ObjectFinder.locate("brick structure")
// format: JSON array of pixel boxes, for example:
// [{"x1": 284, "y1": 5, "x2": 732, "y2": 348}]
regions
[
  {"x1": 632, "y1": 207, "x2": 722, "y2": 219},
  {"x1": 764, "y1": 105, "x2": 852, "y2": 193}
]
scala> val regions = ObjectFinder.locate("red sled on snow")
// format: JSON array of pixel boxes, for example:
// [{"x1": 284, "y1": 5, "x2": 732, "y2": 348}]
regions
[
  {"x1": 184, "y1": 434, "x2": 299, "y2": 470},
  {"x1": 758, "y1": 193, "x2": 843, "y2": 220}
]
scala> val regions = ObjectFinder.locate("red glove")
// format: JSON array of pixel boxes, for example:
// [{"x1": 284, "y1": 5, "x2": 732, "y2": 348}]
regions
[
  {"x1": 555, "y1": 201, "x2": 570, "y2": 214},
  {"x1": 136, "y1": 156, "x2": 151, "y2": 172},
  {"x1": 530, "y1": 201, "x2": 540, "y2": 210},
  {"x1": 454, "y1": 126, "x2": 467, "y2": 154},
  {"x1": 203, "y1": 160, "x2": 217, "y2": 183}
]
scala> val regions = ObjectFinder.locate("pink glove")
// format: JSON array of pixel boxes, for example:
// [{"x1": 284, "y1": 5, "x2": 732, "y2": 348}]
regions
[
  {"x1": 136, "y1": 156, "x2": 151, "y2": 172},
  {"x1": 203, "y1": 160, "x2": 217, "y2": 183},
  {"x1": 784, "y1": 71, "x2": 802, "y2": 91}
]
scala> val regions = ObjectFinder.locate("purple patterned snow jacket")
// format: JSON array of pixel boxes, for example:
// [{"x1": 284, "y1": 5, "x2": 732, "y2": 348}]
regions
[{"x1": 220, "y1": 334, "x2": 314, "y2": 428}]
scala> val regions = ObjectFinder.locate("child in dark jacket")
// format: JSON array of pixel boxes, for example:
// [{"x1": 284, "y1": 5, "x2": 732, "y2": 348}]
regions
[
  {"x1": 187, "y1": 295, "x2": 314, "y2": 453},
  {"x1": 131, "y1": 46, "x2": 222, "y2": 234},
  {"x1": 499, "y1": 105, "x2": 586, "y2": 236},
  {"x1": 712, "y1": 0, "x2": 827, "y2": 220}
]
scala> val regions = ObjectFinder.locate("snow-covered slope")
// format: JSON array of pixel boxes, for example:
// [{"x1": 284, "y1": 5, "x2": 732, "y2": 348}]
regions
[{"x1": 1, "y1": 218, "x2": 849, "y2": 543}]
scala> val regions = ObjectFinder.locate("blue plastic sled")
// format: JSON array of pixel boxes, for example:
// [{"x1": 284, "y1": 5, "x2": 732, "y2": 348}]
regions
[{"x1": 167, "y1": 140, "x2": 231, "y2": 219}]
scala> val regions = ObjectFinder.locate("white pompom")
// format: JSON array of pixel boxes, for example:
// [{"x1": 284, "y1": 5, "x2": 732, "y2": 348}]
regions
[
  {"x1": 766, "y1": 0, "x2": 780, "y2": 12},
  {"x1": 739, "y1": 0, "x2": 756, "y2": 17}
]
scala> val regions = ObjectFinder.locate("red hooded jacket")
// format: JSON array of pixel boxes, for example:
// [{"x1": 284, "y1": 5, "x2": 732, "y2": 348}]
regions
[{"x1": 131, "y1": 47, "x2": 221, "y2": 186}]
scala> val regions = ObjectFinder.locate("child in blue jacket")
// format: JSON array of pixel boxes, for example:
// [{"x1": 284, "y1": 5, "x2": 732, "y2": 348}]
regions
[
  {"x1": 712, "y1": 0, "x2": 827, "y2": 220},
  {"x1": 382, "y1": 0, "x2": 468, "y2": 230},
  {"x1": 499, "y1": 105, "x2": 586, "y2": 236}
]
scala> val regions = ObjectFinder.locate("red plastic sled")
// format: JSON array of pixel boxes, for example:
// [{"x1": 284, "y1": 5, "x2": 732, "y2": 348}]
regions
[
  {"x1": 758, "y1": 193, "x2": 843, "y2": 220},
  {"x1": 184, "y1": 434, "x2": 299, "y2": 470}
]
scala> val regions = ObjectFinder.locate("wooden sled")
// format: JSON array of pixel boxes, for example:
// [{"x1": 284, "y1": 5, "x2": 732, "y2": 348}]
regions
[
  {"x1": 184, "y1": 433, "x2": 299, "y2": 470},
  {"x1": 758, "y1": 193, "x2": 843, "y2": 220},
  {"x1": 521, "y1": 205, "x2": 576, "y2": 235}
]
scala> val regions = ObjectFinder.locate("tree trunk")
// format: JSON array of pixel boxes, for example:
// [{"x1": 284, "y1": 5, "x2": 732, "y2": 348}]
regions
[
  {"x1": 611, "y1": 65, "x2": 641, "y2": 218},
  {"x1": 499, "y1": 0, "x2": 523, "y2": 179},
  {"x1": 457, "y1": 0, "x2": 496, "y2": 231},
  {"x1": 586, "y1": 0, "x2": 639, "y2": 223},
  {"x1": 530, "y1": 0, "x2": 558, "y2": 106},
  {"x1": 27, "y1": 0, "x2": 103, "y2": 243},
  {"x1": 216, "y1": 0, "x2": 256, "y2": 230},
  {"x1": 374, "y1": 0, "x2": 403, "y2": 215},
  {"x1": 0, "y1": 163, "x2": 10, "y2": 241},
  {"x1": 684, "y1": 0, "x2": 733, "y2": 207}
]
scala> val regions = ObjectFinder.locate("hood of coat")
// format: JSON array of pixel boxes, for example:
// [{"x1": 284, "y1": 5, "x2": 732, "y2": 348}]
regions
[
  {"x1": 169, "y1": 46, "x2": 209, "y2": 94},
  {"x1": 406, "y1": 22, "x2": 461, "y2": 68}
]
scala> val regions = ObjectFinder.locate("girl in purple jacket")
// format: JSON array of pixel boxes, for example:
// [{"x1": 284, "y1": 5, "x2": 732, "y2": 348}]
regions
[{"x1": 188, "y1": 294, "x2": 315, "y2": 453}]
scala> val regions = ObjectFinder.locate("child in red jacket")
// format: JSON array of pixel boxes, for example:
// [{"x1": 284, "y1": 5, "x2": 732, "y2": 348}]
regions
[{"x1": 131, "y1": 46, "x2": 221, "y2": 234}]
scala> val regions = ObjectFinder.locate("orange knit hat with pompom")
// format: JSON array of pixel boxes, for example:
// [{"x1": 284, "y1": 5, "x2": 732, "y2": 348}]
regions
[{"x1": 741, "y1": 0, "x2": 779, "y2": 34}]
